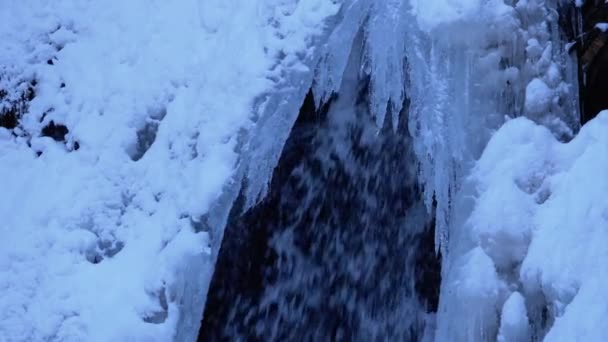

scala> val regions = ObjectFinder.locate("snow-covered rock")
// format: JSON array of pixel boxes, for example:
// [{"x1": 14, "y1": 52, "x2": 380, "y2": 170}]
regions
[
  {"x1": 525, "y1": 78, "x2": 553, "y2": 115},
  {"x1": 457, "y1": 111, "x2": 608, "y2": 341},
  {"x1": 498, "y1": 292, "x2": 530, "y2": 342}
]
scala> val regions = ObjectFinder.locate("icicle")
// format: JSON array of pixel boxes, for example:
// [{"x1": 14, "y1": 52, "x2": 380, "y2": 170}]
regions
[
  {"x1": 312, "y1": 0, "x2": 372, "y2": 108},
  {"x1": 363, "y1": 0, "x2": 408, "y2": 130}
]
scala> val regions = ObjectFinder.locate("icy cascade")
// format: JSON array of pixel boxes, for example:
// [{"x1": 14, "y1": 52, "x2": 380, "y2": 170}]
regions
[
  {"x1": 200, "y1": 32, "x2": 439, "y2": 340},
  {"x1": 434, "y1": 1, "x2": 584, "y2": 341},
  {"x1": 304, "y1": 0, "x2": 578, "y2": 255},
  {"x1": 245, "y1": 0, "x2": 517, "y2": 257},
  {"x1": 407, "y1": 0, "x2": 580, "y2": 253},
  {"x1": 201, "y1": 0, "x2": 580, "y2": 339}
]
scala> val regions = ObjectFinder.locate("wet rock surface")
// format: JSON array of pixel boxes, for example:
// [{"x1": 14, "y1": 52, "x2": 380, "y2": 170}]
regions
[{"x1": 571, "y1": 2, "x2": 608, "y2": 124}]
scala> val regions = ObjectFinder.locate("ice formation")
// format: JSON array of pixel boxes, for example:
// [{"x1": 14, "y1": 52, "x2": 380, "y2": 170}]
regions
[
  {"x1": 452, "y1": 112, "x2": 608, "y2": 341},
  {"x1": 0, "y1": 0, "x2": 599, "y2": 341}
]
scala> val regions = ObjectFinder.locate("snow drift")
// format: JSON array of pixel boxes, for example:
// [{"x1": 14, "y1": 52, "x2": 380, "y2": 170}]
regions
[{"x1": 440, "y1": 112, "x2": 608, "y2": 341}]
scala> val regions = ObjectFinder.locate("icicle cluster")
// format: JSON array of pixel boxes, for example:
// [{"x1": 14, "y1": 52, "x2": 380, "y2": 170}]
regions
[
  {"x1": 249, "y1": 0, "x2": 516, "y2": 254},
  {"x1": 434, "y1": 0, "x2": 582, "y2": 341},
  {"x1": 515, "y1": 0, "x2": 580, "y2": 138}
]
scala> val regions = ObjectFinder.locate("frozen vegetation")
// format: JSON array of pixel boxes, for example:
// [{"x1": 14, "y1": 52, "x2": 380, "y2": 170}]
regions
[{"x1": 0, "y1": 0, "x2": 602, "y2": 341}]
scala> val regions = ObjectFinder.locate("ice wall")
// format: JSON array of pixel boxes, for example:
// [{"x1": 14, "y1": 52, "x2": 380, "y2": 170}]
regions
[
  {"x1": 244, "y1": 1, "x2": 580, "y2": 339},
  {"x1": 434, "y1": 0, "x2": 582, "y2": 341}
]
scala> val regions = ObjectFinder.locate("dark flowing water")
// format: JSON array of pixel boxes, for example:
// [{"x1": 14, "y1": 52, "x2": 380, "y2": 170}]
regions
[{"x1": 198, "y1": 40, "x2": 441, "y2": 341}]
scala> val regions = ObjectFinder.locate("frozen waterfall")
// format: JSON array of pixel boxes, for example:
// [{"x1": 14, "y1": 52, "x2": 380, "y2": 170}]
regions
[
  {"x1": 0, "y1": 0, "x2": 588, "y2": 341},
  {"x1": 200, "y1": 30, "x2": 438, "y2": 340},
  {"x1": 202, "y1": 0, "x2": 581, "y2": 340}
]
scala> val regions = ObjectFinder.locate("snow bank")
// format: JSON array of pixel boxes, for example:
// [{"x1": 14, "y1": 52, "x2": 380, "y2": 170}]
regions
[
  {"x1": 0, "y1": 1, "x2": 338, "y2": 341},
  {"x1": 516, "y1": 0, "x2": 579, "y2": 137},
  {"x1": 522, "y1": 112, "x2": 608, "y2": 341},
  {"x1": 442, "y1": 112, "x2": 608, "y2": 341}
]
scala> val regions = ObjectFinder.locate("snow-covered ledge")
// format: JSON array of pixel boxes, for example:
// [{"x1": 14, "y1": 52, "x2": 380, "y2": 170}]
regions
[{"x1": 0, "y1": 1, "x2": 340, "y2": 341}]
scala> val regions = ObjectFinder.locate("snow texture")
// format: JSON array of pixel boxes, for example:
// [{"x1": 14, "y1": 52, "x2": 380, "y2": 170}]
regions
[
  {"x1": 0, "y1": 1, "x2": 339, "y2": 341},
  {"x1": 525, "y1": 78, "x2": 553, "y2": 115},
  {"x1": 435, "y1": 0, "x2": 582, "y2": 340},
  {"x1": 445, "y1": 112, "x2": 608, "y2": 341},
  {"x1": 498, "y1": 292, "x2": 530, "y2": 342}
]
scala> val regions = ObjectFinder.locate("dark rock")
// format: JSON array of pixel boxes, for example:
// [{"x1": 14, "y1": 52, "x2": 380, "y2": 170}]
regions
[
  {"x1": 0, "y1": 79, "x2": 37, "y2": 130},
  {"x1": 574, "y1": 2, "x2": 608, "y2": 124},
  {"x1": 41, "y1": 120, "x2": 69, "y2": 142},
  {"x1": 0, "y1": 111, "x2": 18, "y2": 129}
]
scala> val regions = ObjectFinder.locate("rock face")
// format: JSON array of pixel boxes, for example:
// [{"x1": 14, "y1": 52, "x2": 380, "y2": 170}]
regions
[
  {"x1": 578, "y1": 2, "x2": 608, "y2": 124},
  {"x1": 0, "y1": 79, "x2": 35, "y2": 131}
]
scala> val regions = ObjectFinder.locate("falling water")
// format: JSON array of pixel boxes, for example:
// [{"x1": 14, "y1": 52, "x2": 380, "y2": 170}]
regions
[
  {"x1": 199, "y1": 33, "x2": 440, "y2": 341},
  {"x1": 197, "y1": 0, "x2": 580, "y2": 340}
]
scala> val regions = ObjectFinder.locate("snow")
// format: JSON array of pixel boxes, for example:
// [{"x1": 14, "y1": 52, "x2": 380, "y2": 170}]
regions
[
  {"x1": 0, "y1": 1, "x2": 339, "y2": 341},
  {"x1": 498, "y1": 292, "x2": 530, "y2": 342},
  {"x1": 445, "y1": 112, "x2": 608, "y2": 341},
  {"x1": 522, "y1": 112, "x2": 608, "y2": 341},
  {"x1": 596, "y1": 22, "x2": 608, "y2": 32},
  {"x1": 410, "y1": 0, "x2": 511, "y2": 33},
  {"x1": 525, "y1": 78, "x2": 553, "y2": 115}
]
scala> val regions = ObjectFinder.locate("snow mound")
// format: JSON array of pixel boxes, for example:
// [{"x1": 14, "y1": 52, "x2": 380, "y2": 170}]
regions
[
  {"x1": 449, "y1": 112, "x2": 608, "y2": 341},
  {"x1": 438, "y1": 247, "x2": 502, "y2": 341},
  {"x1": 525, "y1": 78, "x2": 553, "y2": 115}
]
